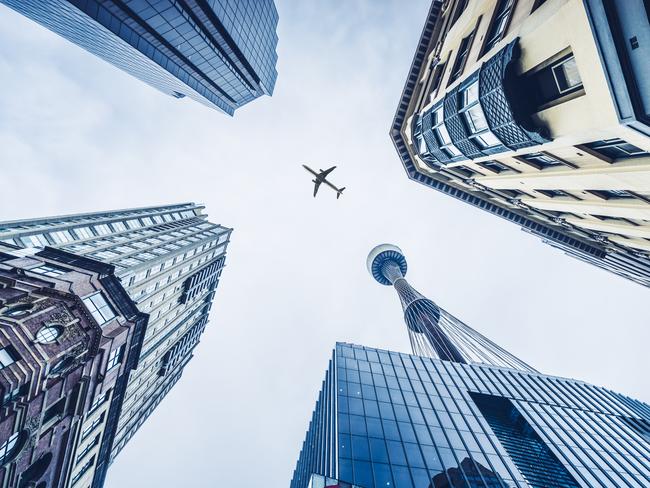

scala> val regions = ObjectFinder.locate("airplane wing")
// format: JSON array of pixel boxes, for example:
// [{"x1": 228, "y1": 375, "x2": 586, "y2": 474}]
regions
[
  {"x1": 319, "y1": 166, "x2": 336, "y2": 177},
  {"x1": 313, "y1": 180, "x2": 322, "y2": 197}
]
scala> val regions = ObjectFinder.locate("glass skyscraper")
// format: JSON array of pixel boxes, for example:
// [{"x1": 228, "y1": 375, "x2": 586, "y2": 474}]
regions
[
  {"x1": 291, "y1": 246, "x2": 650, "y2": 488},
  {"x1": 0, "y1": 0, "x2": 279, "y2": 114},
  {"x1": 0, "y1": 202, "x2": 231, "y2": 486}
]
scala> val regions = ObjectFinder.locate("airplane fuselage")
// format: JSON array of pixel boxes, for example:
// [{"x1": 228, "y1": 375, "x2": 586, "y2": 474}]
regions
[{"x1": 302, "y1": 164, "x2": 345, "y2": 198}]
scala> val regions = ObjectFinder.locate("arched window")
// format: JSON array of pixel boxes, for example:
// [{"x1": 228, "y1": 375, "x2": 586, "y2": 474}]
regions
[
  {"x1": 19, "y1": 452, "x2": 52, "y2": 483},
  {"x1": 35, "y1": 324, "x2": 63, "y2": 344},
  {"x1": 2, "y1": 303, "x2": 33, "y2": 318},
  {"x1": 49, "y1": 356, "x2": 75, "y2": 377},
  {"x1": 0, "y1": 431, "x2": 26, "y2": 465}
]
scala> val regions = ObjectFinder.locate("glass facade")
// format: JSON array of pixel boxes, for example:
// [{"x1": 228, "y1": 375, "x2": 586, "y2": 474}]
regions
[
  {"x1": 0, "y1": 0, "x2": 279, "y2": 115},
  {"x1": 0, "y1": 203, "x2": 232, "y2": 483},
  {"x1": 291, "y1": 343, "x2": 650, "y2": 488}
]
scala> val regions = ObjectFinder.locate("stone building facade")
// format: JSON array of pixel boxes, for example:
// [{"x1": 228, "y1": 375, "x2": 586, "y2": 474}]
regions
[
  {"x1": 0, "y1": 248, "x2": 146, "y2": 488},
  {"x1": 392, "y1": 0, "x2": 650, "y2": 287}
]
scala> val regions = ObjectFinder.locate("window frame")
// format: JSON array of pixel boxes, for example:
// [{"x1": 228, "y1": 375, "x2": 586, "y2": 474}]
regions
[
  {"x1": 29, "y1": 263, "x2": 70, "y2": 278},
  {"x1": 82, "y1": 292, "x2": 116, "y2": 326},
  {"x1": 551, "y1": 55, "x2": 582, "y2": 95},
  {"x1": 579, "y1": 138, "x2": 649, "y2": 163},
  {"x1": 81, "y1": 414, "x2": 104, "y2": 441},
  {"x1": 448, "y1": 19, "x2": 481, "y2": 86},
  {"x1": 432, "y1": 106, "x2": 463, "y2": 158},
  {"x1": 35, "y1": 324, "x2": 64, "y2": 344},
  {"x1": 481, "y1": 0, "x2": 517, "y2": 55},
  {"x1": 515, "y1": 152, "x2": 577, "y2": 170},
  {"x1": 536, "y1": 189, "x2": 580, "y2": 199},
  {"x1": 0, "y1": 431, "x2": 21, "y2": 465},
  {"x1": 106, "y1": 345, "x2": 125, "y2": 372},
  {"x1": 2, "y1": 303, "x2": 33, "y2": 318},
  {"x1": 458, "y1": 81, "x2": 503, "y2": 149},
  {"x1": 525, "y1": 52, "x2": 584, "y2": 109},
  {"x1": 477, "y1": 160, "x2": 513, "y2": 174},
  {"x1": 0, "y1": 347, "x2": 18, "y2": 369},
  {"x1": 588, "y1": 189, "x2": 636, "y2": 200}
]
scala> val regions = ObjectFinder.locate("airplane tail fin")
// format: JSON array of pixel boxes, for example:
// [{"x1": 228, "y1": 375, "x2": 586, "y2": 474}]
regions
[{"x1": 337, "y1": 187, "x2": 346, "y2": 199}]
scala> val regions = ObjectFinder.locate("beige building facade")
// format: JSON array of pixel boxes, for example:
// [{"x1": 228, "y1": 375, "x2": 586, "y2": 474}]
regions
[{"x1": 393, "y1": 0, "x2": 650, "y2": 286}]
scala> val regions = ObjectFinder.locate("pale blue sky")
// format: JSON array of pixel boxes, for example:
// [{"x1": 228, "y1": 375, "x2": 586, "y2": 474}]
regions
[{"x1": 0, "y1": 1, "x2": 648, "y2": 487}]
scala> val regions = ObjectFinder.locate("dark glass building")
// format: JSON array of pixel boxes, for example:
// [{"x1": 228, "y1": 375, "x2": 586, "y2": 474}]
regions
[
  {"x1": 0, "y1": 0, "x2": 279, "y2": 114},
  {"x1": 290, "y1": 246, "x2": 650, "y2": 488}
]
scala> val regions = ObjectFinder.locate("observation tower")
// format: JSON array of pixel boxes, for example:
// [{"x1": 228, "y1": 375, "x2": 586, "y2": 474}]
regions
[{"x1": 367, "y1": 244, "x2": 535, "y2": 372}]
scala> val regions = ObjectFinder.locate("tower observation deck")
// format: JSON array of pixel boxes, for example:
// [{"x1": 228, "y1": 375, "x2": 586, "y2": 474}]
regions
[{"x1": 367, "y1": 244, "x2": 535, "y2": 372}]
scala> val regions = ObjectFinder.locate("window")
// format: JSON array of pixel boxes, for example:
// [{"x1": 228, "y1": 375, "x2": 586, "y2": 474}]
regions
[
  {"x1": 459, "y1": 82, "x2": 502, "y2": 148},
  {"x1": 106, "y1": 345, "x2": 125, "y2": 372},
  {"x1": 428, "y1": 106, "x2": 462, "y2": 158},
  {"x1": 43, "y1": 397, "x2": 66, "y2": 424},
  {"x1": 589, "y1": 189, "x2": 635, "y2": 200},
  {"x1": 450, "y1": 0, "x2": 469, "y2": 26},
  {"x1": 2, "y1": 303, "x2": 33, "y2": 318},
  {"x1": 21, "y1": 234, "x2": 49, "y2": 247},
  {"x1": 552, "y1": 56, "x2": 582, "y2": 94},
  {"x1": 35, "y1": 324, "x2": 63, "y2": 344},
  {"x1": 3, "y1": 386, "x2": 23, "y2": 405},
  {"x1": 470, "y1": 393, "x2": 580, "y2": 487},
  {"x1": 93, "y1": 250, "x2": 119, "y2": 260},
  {"x1": 76, "y1": 436, "x2": 100, "y2": 464},
  {"x1": 519, "y1": 152, "x2": 565, "y2": 169},
  {"x1": 478, "y1": 160, "x2": 511, "y2": 173},
  {"x1": 584, "y1": 138, "x2": 649, "y2": 160},
  {"x1": 0, "y1": 347, "x2": 18, "y2": 369},
  {"x1": 528, "y1": 54, "x2": 583, "y2": 106},
  {"x1": 429, "y1": 61, "x2": 446, "y2": 96},
  {"x1": 483, "y1": 0, "x2": 515, "y2": 53},
  {"x1": 71, "y1": 455, "x2": 95, "y2": 485},
  {"x1": 82, "y1": 293, "x2": 116, "y2": 325},
  {"x1": 93, "y1": 224, "x2": 111, "y2": 236},
  {"x1": 49, "y1": 230, "x2": 73, "y2": 244},
  {"x1": 88, "y1": 391, "x2": 108, "y2": 414},
  {"x1": 29, "y1": 263, "x2": 69, "y2": 277},
  {"x1": 451, "y1": 166, "x2": 478, "y2": 178},
  {"x1": 537, "y1": 189, "x2": 574, "y2": 198},
  {"x1": 73, "y1": 227, "x2": 94, "y2": 239},
  {"x1": 0, "y1": 432, "x2": 21, "y2": 465},
  {"x1": 49, "y1": 355, "x2": 75, "y2": 376},
  {"x1": 448, "y1": 28, "x2": 476, "y2": 84},
  {"x1": 81, "y1": 414, "x2": 104, "y2": 440}
]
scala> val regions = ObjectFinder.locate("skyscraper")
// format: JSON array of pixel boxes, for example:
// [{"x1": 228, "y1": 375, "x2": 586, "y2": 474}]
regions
[
  {"x1": 0, "y1": 203, "x2": 231, "y2": 486},
  {"x1": 391, "y1": 0, "x2": 650, "y2": 287},
  {"x1": 0, "y1": 0, "x2": 279, "y2": 114},
  {"x1": 290, "y1": 245, "x2": 650, "y2": 488}
]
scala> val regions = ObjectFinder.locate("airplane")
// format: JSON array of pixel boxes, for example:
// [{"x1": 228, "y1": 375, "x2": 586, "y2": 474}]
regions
[{"x1": 302, "y1": 164, "x2": 346, "y2": 199}]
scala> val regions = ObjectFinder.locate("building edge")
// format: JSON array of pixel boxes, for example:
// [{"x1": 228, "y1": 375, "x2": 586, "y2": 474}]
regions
[{"x1": 389, "y1": 0, "x2": 650, "y2": 288}]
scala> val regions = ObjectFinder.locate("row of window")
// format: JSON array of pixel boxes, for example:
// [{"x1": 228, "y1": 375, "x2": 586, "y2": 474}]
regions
[
  {"x1": 445, "y1": 0, "x2": 517, "y2": 88},
  {"x1": 3, "y1": 211, "x2": 207, "y2": 250},
  {"x1": 0, "y1": 206, "x2": 196, "y2": 233},
  {"x1": 469, "y1": 137, "x2": 648, "y2": 180},
  {"x1": 71, "y1": 455, "x2": 95, "y2": 486},
  {"x1": 331, "y1": 345, "x2": 649, "y2": 486}
]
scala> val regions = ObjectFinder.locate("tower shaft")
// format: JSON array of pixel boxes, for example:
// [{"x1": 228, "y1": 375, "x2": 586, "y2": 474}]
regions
[{"x1": 368, "y1": 244, "x2": 536, "y2": 372}]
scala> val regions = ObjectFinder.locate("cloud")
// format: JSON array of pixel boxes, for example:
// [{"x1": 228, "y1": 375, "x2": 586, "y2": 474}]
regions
[{"x1": 0, "y1": 1, "x2": 647, "y2": 487}]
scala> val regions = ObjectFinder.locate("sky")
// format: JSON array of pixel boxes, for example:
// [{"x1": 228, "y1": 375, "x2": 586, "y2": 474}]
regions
[{"x1": 0, "y1": 1, "x2": 648, "y2": 487}]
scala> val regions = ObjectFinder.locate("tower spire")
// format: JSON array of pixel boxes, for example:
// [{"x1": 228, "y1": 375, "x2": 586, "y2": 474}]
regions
[{"x1": 367, "y1": 244, "x2": 536, "y2": 372}]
